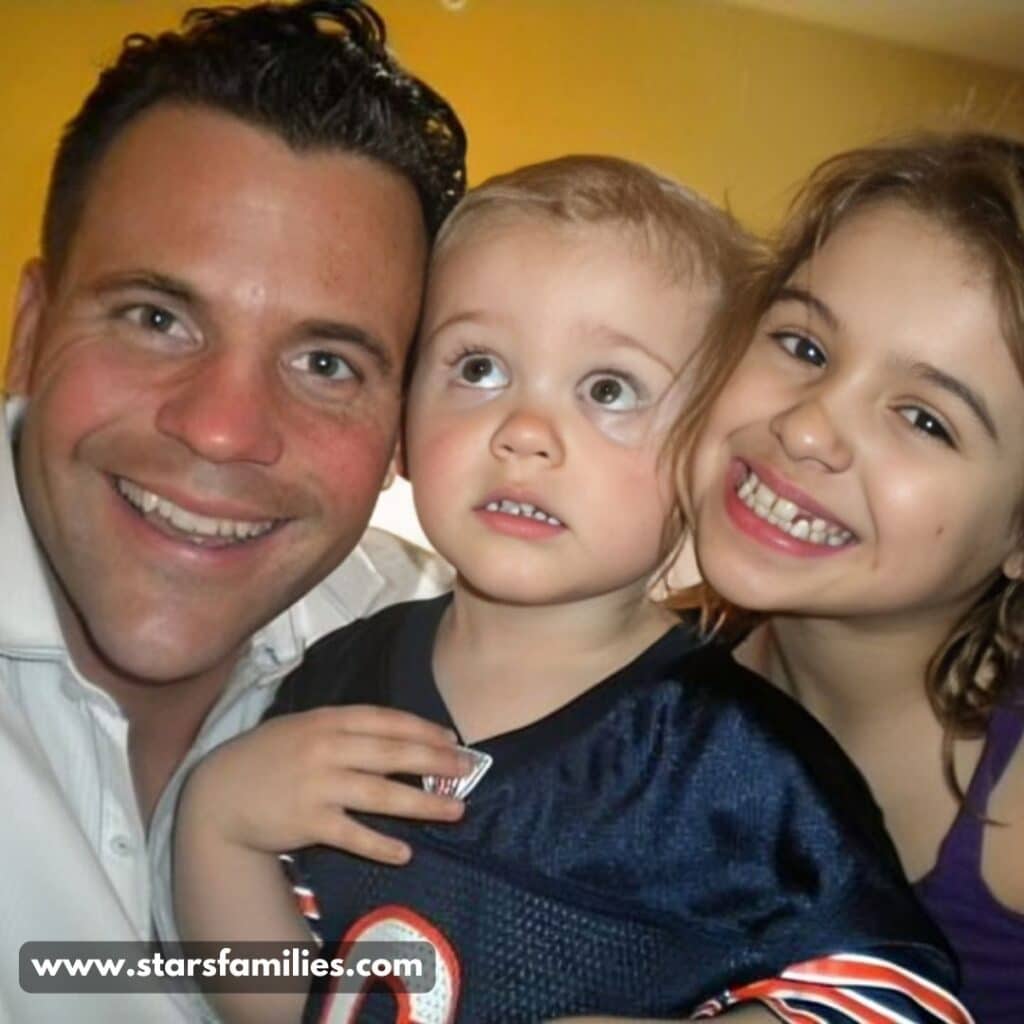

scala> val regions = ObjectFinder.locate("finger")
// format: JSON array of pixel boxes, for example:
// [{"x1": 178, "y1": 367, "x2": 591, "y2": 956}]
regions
[
  {"x1": 324, "y1": 771, "x2": 465, "y2": 822},
  {"x1": 315, "y1": 816, "x2": 413, "y2": 865},
  {"x1": 323, "y1": 734, "x2": 472, "y2": 780},
  {"x1": 310, "y1": 705, "x2": 458, "y2": 746}
]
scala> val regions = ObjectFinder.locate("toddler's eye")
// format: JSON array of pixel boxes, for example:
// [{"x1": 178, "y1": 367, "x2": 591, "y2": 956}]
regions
[
  {"x1": 289, "y1": 351, "x2": 356, "y2": 381},
  {"x1": 772, "y1": 331, "x2": 827, "y2": 368},
  {"x1": 898, "y1": 407, "x2": 955, "y2": 447},
  {"x1": 580, "y1": 372, "x2": 641, "y2": 412},
  {"x1": 454, "y1": 353, "x2": 509, "y2": 389}
]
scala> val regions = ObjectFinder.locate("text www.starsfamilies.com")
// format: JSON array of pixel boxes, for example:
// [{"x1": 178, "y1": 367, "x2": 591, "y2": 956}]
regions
[{"x1": 20, "y1": 941, "x2": 435, "y2": 993}]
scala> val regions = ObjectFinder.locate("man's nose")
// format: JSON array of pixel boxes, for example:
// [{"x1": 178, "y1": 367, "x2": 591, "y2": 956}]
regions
[{"x1": 155, "y1": 353, "x2": 284, "y2": 465}]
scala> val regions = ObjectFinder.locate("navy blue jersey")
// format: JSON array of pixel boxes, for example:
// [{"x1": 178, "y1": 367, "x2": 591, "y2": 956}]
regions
[{"x1": 266, "y1": 596, "x2": 968, "y2": 1024}]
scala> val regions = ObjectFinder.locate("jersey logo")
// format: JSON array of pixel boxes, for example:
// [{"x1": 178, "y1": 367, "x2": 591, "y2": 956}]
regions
[
  {"x1": 319, "y1": 905, "x2": 461, "y2": 1024},
  {"x1": 422, "y1": 745, "x2": 492, "y2": 800}
]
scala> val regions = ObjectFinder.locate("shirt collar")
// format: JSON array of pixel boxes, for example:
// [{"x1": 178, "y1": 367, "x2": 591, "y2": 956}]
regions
[
  {"x1": 0, "y1": 398, "x2": 64, "y2": 651},
  {"x1": 249, "y1": 543, "x2": 387, "y2": 676}
]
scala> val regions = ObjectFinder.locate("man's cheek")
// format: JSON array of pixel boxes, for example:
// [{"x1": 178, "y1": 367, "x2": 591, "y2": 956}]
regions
[
  {"x1": 31, "y1": 357, "x2": 155, "y2": 450},
  {"x1": 304, "y1": 422, "x2": 399, "y2": 512}
]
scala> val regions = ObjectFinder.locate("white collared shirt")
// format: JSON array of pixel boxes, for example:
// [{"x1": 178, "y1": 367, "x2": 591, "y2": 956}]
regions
[{"x1": 0, "y1": 400, "x2": 451, "y2": 1022}]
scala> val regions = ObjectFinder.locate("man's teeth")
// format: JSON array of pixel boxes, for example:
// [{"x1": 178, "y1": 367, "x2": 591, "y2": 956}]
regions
[
  {"x1": 736, "y1": 469, "x2": 853, "y2": 547},
  {"x1": 116, "y1": 479, "x2": 275, "y2": 543},
  {"x1": 484, "y1": 498, "x2": 563, "y2": 526}
]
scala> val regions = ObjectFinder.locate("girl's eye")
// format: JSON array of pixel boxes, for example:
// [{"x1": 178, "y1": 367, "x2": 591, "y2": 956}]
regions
[
  {"x1": 454, "y1": 353, "x2": 509, "y2": 389},
  {"x1": 579, "y1": 372, "x2": 642, "y2": 412},
  {"x1": 122, "y1": 303, "x2": 189, "y2": 339},
  {"x1": 289, "y1": 351, "x2": 356, "y2": 381},
  {"x1": 772, "y1": 330, "x2": 827, "y2": 368},
  {"x1": 898, "y1": 406, "x2": 955, "y2": 447}
]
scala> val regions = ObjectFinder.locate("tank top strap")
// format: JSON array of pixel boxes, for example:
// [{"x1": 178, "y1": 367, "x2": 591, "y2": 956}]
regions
[
  {"x1": 934, "y1": 700, "x2": 1024, "y2": 873},
  {"x1": 973, "y1": 701, "x2": 1024, "y2": 795}
]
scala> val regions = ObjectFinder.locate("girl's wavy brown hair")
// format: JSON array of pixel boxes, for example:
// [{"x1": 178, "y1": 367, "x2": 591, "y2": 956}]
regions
[{"x1": 667, "y1": 131, "x2": 1024, "y2": 741}]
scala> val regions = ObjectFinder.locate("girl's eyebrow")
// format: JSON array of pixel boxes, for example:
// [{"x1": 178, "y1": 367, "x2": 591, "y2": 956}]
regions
[
  {"x1": 772, "y1": 285, "x2": 839, "y2": 330},
  {"x1": 905, "y1": 361, "x2": 998, "y2": 442}
]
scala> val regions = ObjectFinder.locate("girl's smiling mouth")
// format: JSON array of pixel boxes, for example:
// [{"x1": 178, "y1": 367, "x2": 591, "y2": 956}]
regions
[{"x1": 727, "y1": 459, "x2": 858, "y2": 553}]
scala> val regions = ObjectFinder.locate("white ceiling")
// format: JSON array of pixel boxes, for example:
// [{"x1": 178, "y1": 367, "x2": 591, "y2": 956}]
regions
[{"x1": 723, "y1": 0, "x2": 1024, "y2": 73}]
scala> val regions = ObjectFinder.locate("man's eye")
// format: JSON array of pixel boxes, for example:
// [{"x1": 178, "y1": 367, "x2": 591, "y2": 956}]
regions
[
  {"x1": 289, "y1": 351, "x2": 356, "y2": 381},
  {"x1": 453, "y1": 353, "x2": 508, "y2": 389},
  {"x1": 579, "y1": 372, "x2": 641, "y2": 412},
  {"x1": 122, "y1": 304, "x2": 188, "y2": 338},
  {"x1": 772, "y1": 331, "x2": 827, "y2": 368},
  {"x1": 898, "y1": 406, "x2": 955, "y2": 447}
]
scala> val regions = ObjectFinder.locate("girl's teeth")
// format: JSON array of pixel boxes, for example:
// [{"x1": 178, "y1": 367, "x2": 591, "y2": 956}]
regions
[
  {"x1": 754, "y1": 483, "x2": 775, "y2": 509},
  {"x1": 734, "y1": 468, "x2": 853, "y2": 548},
  {"x1": 773, "y1": 498, "x2": 798, "y2": 523}
]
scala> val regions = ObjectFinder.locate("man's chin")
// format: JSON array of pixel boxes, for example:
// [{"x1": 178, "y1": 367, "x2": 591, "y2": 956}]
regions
[{"x1": 78, "y1": 617, "x2": 252, "y2": 692}]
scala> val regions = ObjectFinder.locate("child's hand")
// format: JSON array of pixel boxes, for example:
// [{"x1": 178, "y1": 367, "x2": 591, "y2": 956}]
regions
[{"x1": 181, "y1": 705, "x2": 468, "y2": 864}]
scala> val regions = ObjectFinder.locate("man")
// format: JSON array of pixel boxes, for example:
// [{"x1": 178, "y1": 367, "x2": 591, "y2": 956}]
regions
[{"x1": 0, "y1": 2, "x2": 464, "y2": 1019}]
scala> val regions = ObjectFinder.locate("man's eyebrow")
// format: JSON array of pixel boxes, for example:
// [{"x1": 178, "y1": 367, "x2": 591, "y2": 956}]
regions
[
  {"x1": 302, "y1": 319, "x2": 395, "y2": 377},
  {"x1": 907, "y1": 361, "x2": 999, "y2": 442},
  {"x1": 92, "y1": 270, "x2": 197, "y2": 304},
  {"x1": 771, "y1": 285, "x2": 840, "y2": 331}
]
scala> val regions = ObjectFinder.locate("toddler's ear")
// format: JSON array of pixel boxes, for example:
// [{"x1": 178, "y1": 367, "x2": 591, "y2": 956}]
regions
[{"x1": 1003, "y1": 549, "x2": 1024, "y2": 581}]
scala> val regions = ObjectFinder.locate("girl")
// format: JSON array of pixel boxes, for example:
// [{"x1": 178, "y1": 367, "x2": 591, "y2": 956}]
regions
[{"x1": 678, "y1": 132, "x2": 1024, "y2": 1022}]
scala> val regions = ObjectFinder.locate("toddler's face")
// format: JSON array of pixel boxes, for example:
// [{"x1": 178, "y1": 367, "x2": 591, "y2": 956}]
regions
[
  {"x1": 689, "y1": 201, "x2": 1024, "y2": 625},
  {"x1": 404, "y1": 216, "x2": 715, "y2": 606}
]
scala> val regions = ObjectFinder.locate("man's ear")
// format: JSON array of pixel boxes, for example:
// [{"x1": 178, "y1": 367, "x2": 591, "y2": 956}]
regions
[
  {"x1": 392, "y1": 434, "x2": 409, "y2": 483},
  {"x1": 5, "y1": 260, "x2": 48, "y2": 397},
  {"x1": 1003, "y1": 548, "x2": 1024, "y2": 582}
]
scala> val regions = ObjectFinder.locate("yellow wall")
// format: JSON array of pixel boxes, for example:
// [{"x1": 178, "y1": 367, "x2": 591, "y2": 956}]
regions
[{"x1": 2, "y1": 0, "x2": 1024, "y2": 365}]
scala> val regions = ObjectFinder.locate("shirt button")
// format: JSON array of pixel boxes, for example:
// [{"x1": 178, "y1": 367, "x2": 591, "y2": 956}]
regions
[{"x1": 110, "y1": 835, "x2": 134, "y2": 856}]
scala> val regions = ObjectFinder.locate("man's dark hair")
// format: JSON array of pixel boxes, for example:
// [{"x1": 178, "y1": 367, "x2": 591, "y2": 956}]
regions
[{"x1": 42, "y1": 0, "x2": 467, "y2": 276}]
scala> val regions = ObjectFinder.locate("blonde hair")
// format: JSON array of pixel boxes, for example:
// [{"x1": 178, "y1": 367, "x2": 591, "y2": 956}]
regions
[
  {"x1": 668, "y1": 131, "x2": 1024, "y2": 738},
  {"x1": 434, "y1": 154, "x2": 754, "y2": 298}
]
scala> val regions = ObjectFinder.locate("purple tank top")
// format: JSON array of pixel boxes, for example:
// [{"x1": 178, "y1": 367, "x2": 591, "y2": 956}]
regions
[{"x1": 915, "y1": 702, "x2": 1024, "y2": 1023}]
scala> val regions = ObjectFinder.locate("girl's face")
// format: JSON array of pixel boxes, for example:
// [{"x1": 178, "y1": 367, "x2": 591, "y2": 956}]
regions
[{"x1": 690, "y1": 201, "x2": 1024, "y2": 629}]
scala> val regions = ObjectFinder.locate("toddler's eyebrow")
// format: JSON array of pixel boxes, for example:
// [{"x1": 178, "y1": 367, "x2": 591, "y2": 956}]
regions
[
  {"x1": 423, "y1": 309, "x2": 504, "y2": 343},
  {"x1": 580, "y1": 321, "x2": 676, "y2": 374}
]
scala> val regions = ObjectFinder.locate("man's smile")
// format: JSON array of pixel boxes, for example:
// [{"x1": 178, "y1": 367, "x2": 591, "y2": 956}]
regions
[{"x1": 115, "y1": 476, "x2": 281, "y2": 547}]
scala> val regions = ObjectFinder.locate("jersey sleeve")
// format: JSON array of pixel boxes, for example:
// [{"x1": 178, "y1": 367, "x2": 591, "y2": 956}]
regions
[{"x1": 693, "y1": 949, "x2": 972, "y2": 1023}]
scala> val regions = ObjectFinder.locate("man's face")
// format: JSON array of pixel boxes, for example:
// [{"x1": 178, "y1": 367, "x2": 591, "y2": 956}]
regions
[{"x1": 7, "y1": 104, "x2": 426, "y2": 685}]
